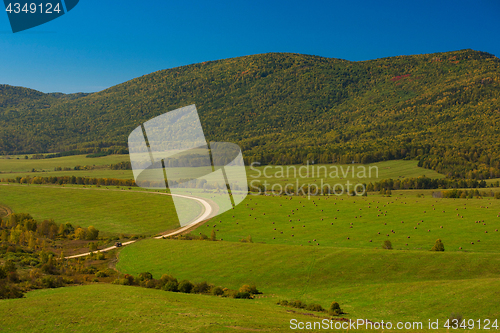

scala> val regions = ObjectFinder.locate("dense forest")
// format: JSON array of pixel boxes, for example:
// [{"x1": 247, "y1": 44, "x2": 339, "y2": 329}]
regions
[{"x1": 1, "y1": 49, "x2": 499, "y2": 179}]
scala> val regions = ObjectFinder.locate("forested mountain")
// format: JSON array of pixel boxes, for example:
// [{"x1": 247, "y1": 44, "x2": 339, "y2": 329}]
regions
[{"x1": 1, "y1": 49, "x2": 499, "y2": 179}]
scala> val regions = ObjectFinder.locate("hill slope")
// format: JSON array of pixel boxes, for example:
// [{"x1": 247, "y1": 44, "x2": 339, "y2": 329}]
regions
[{"x1": 1, "y1": 49, "x2": 499, "y2": 178}]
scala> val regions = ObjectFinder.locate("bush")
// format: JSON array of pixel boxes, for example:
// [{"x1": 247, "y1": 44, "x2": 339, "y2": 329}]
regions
[
  {"x1": 193, "y1": 281, "x2": 211, "y2": 294},
  {"x1": 160, "y1": 274, "x2": 177, "y2": 284},
  {"x1": 123, "y1": 274, "x2": 135, "y2": 285},
  {"x1": 290, "y1": 300, "x2": 307, "y2": 309},
  {"x1": 162, "y1": 280, "x2": 179, "y2": 292},
  {"x1": 212, "y1": 286, "x2": 224, "y2": 296},
  {"x1": 95, "y1": 271, "x2": 108, "y2": 278},
  {"x1": 223, "y1": 288, "x2": 238, "y2": 298},
  {"x1": 431, "y1": 239, "x2": 445, "y2": 251},
  {"x1": 0, "y1": 284, "x2": 24, "y2": 299},
  {"x1": 306, "y1": 303, "x2": 325, "y2": 312},
  {"x1": 234, "y1": 292, "x2": 252, "y2": 299},
  {"x1": 382, "y1": 240, "x2": 393, "y2": 250},
  {"x1": 178, "y1": 280, "x2": 194, "y2": 293},
  {"x1": 111, "y1": 278, "x2": 129, "y2": 285},
  {"x1": 138, "y1": 272, "x2": 153, "y2": 281},
  {"x1": 239, "y1": 284, "x2": 260, "y2": 295},
  {"x1": 145, "y1": 279, "x2": 157, "y2": 289},
  {"x1": 40, "y1": 276, "x2": 63, "y2": 288},
  {"x1": 329, "y1": 301, "x2": 344, "y2": 315}
]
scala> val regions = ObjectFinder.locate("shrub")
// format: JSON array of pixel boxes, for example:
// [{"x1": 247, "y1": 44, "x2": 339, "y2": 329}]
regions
[
  {"x1": 329, "y1": 301, "x2": 344, "y2": 315},
  {"x1": 95, "y1": 271, "x2": 108, "y2": 278},
  {"x1": 223, "y1": 288, "x2": 238, "y2": 298},
  {"x1": 234, "y1": 292, "x2": 252, "y2": 299},
  {"x1": 193, "y1": 281, "x2": 211, "y2": 294},
  {"x1": 290, "y1": 300, "x2": 307, "y2": 309},
  {"x1": 431, "y1": 239, "x2": 445, "y2": 251},
  {"x1": 160, "y1": 274, "x2": 177, "y2": 284},
  {"x1": 138, "y1": 272, "x2": 153, "y2": 281},
  {"x1": 382, "y1": 240, "x2": 393, "y2": 250},
  {"x1": 239, "y1": 284, "x2": 260, "y2": 295},
  {"x1": 40, "y1": 276, "x2": 63, "y2": 288},
  {"x1": 306, "y1": 303, "x2": 325, "y2": 312},
  {"x1": 111, "y1": 278, "x2": 129, "y2": 285},
  {"x1": 145, "y1": 279, "x2": 157, "y2": 289},
  {"x1": 0, "y1": 284, "x2": 24, "y2": 299},
  {"x1": 162, "y1": 280, "x2": 179, "y2": 292},
  {"x1": 178, "y1": 280, "x2": 194, "y2": 293},
  {"x1": 212, "y1": 286, "x2": 224, "y2": 296},
  {"x1": 123, "y1": 274, "x2": 135, "y2": 285}
]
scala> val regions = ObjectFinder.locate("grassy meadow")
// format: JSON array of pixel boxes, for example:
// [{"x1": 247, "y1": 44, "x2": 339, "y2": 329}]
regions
[
  {"x1": 117, "y1": 239, "x2": 500, "y2": 324},
  {"x1": 0, "y1": 154, "x2": 445, "y2": 188},
  {"x1": 0, "y1": 154, "x2": 129, "y2": 173},
  {"x1": 0, "y1": 284, "x2": 336, "y2": 333},
  {"x1": 1, "y1": 154, "x2": 499, "y2": 331},
  {"x1": 0, "y1": 184, "x2": 194, "y2": 235},
  {"x1": 193, "y1": 193, "x2": 500, "y2": 252}
]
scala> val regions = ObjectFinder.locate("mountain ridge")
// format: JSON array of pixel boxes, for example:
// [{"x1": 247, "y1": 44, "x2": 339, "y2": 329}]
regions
[{"x1": 1, "y1": 49, "x2": 499, "y2": 178}]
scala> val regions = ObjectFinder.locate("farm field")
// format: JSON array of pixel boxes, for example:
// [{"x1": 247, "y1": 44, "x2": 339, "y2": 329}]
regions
[
  {"x1": 0, "y1": 154, "x2": 129, "y2": 173},
  {"x1": 0, "y1": 184, "x2": 192, "y2": 235},
  {"x1": 1, "y1": 156, "x2": 499, "y2": 330},
  {"x1": 117, "y1": 239, "x2": 500, "y2": 324},
  {"x1": 0, "y1": 155, "x2": 445, "y2": 188},
  {"x1": 192, "y1": 193, "x2": 500, "y2": 252}
]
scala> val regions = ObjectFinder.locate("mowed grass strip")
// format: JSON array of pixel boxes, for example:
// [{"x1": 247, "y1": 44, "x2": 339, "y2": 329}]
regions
[
  {"x1": 205, "y1": 194, "x2": 500, "y2": 252},
  {"x1": 0, "y1": 184, "x2": 198, "y2": 235},
  {"x1": 117, "y1": 239, "x2": 500, "y2": 322},
  {"x1": 0, "y1": 284, "x2": 336, "y2": 333}
]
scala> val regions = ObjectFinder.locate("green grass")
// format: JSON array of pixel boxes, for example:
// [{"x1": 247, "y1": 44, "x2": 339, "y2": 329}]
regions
[
  {"x1": 0, "y1": 184, "x2": 200, "y2": 235},
  {"x1": 0, "y1": 154, "x2": 129, "y2": 173},
  {"x1": 246, "y1": 159, "x2": 445, "y2": 189},
  {"x1": 0, "y1": 284, "x2": 341, "y2": 332},
  {"x1": 1, "y1": 156, "x2": 443, "y2": 189},
  {"x1": 117, "y1": 239, "x2": 500, "y2": 324},
  {"x1": 1, "y1": 169, "x2": 135, "y2": 180},
  {"x1": 196, "y1": 193, "x2": 500, "y2": 252}
]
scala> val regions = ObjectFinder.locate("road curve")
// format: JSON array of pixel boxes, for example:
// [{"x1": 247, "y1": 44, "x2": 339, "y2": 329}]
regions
[{"x1": 65, "y1": 192, "x2": 214, "y2": 259}]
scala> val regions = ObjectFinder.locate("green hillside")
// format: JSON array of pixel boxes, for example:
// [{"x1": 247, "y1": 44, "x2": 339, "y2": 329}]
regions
[
  {"x1": 117, "y1": 240, "x2": 500, "y2": 323},
  {"x1": 1, "y1": 49, "x2": 499, "y2": 178}
]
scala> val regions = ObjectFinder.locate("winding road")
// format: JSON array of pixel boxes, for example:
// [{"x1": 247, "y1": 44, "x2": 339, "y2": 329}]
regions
[{"x1": 65, "y1": 192, "x2": 215, "y2": 259}]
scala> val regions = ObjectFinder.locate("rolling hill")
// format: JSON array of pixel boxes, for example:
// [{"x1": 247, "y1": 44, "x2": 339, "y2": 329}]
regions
[{"x1": 1, "y1": 49, "x2": 499, "y2": 178}]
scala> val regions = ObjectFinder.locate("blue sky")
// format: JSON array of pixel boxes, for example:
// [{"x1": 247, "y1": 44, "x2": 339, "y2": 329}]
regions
[{"x1": 0, "y1": 0, "x2": 499, "y2": 93}]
